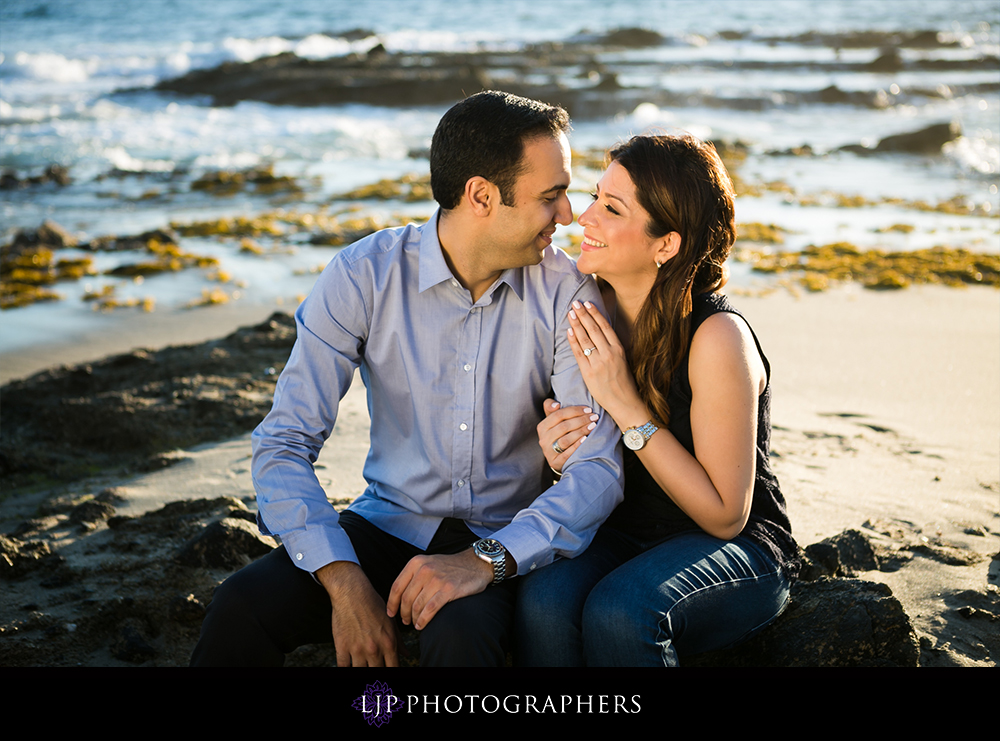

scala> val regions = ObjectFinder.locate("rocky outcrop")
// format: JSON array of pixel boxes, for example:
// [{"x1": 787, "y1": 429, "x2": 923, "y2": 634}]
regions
[
  {"x1": 874, "y1": 121, "x2": 962, "y2": 153},
  {"x1": 1, "y1": 489, "x2": 932, "y2": 667},
  {"x1": 0, "y1": 164, "x2": 71, "y2": 190},
  {"x1": 689, "y1": 578, "x2": 919, "y2": 667},
  {"x1": 839, "y1": 121, "x2": 962, "y2": 156},
  {"x1": 0, "y1": 313, "x2": 297, "y2": 488}
]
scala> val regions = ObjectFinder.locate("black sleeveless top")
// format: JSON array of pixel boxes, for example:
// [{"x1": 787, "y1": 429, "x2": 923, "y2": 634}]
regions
[{"x1": 605, "y1": 292, "x2": 801, "y2": 579}]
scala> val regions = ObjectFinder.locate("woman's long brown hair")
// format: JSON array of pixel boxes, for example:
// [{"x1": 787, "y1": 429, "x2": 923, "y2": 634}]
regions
[{"x1": 609, "y1": 135, "x2": 737, "y2": 426}]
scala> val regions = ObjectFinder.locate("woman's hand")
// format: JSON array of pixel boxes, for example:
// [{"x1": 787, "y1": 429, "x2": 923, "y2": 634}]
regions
[
  {"x1": 537, "y1": 399, "x2": 598, "y2": 474},
  {"x1": 566, "y1": 300, "x2": 646, "y2": 428}
]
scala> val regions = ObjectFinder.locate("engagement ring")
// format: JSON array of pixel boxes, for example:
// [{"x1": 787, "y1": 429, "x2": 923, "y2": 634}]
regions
[{"x1": 583, "y1": 347, "x2": 596, "y2": 357}]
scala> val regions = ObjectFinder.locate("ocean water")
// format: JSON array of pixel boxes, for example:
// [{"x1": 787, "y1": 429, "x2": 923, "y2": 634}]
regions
[{"x1": 1, "y1": 0, "x2": 998, "y2": 355}]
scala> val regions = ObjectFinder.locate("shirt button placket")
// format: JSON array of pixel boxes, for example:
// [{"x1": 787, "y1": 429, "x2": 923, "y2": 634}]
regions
[{"x1": 452, "y1": 304, "x2": 481, "y2": 518}]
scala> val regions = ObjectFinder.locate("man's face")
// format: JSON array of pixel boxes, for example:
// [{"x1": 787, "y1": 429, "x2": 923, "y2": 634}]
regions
[{"x1": 490, "y1": 132, "x2": 573, "y2": 268}]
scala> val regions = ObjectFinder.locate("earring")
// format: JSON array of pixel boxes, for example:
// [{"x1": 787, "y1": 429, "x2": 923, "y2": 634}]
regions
[{"x1": 655, "y1": 260, "x2": 662, "y2": 269}]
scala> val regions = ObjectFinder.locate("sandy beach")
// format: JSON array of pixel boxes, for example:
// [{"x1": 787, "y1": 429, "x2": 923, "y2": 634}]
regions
[{"x1": 1, "y1": 282, "x2": 997, "y2": 667}]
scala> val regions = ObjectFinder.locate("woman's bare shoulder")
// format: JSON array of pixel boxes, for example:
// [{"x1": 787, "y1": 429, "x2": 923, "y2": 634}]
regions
[{"x1": 689, "y1": 311, "x2": 766, "y2": 394}]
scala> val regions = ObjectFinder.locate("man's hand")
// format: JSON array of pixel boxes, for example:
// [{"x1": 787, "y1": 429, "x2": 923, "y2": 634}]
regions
[
  {"x1": 315, "y1": 561, "x2": 399, "y2": 667},
  {"x1": 386, "y1": 549, "x2": 494, "y2": 631}
]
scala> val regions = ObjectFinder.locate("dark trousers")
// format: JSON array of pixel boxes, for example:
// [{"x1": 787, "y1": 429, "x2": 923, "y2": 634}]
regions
[{"x1": 190, "y1": 511, "x2": 517, "y2": 667}]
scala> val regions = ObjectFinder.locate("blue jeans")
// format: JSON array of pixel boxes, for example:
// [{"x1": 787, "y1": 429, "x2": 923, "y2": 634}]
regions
[{"x1": 516, "y1": 526, "x2": 790, "y2": 666}]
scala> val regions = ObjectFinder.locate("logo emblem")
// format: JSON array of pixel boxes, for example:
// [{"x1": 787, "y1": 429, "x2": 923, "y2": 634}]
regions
[{"x1": 352, "y1": 681, "x2": 403, "y2": 727}]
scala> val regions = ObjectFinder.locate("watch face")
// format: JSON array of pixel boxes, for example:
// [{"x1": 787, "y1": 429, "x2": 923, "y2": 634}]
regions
[
  {"x1": 624, "y1": 429, "x2": 644, "y2": 450},
  {"x1": 477, "y1": 538, "x2": 503, "y2": 557}
]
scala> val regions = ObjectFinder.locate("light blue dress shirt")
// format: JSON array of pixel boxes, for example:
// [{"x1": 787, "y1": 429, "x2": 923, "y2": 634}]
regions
[{"x1": 251, "y1": 212, "x2": 623, "y2": 577}]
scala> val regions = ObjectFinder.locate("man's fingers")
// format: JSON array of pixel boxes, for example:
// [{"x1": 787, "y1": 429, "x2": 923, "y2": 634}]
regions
[
  {"x1": 387, "y1": 563, "x2": 414, "y2": 621},
  {"x1": 413, "y1": 592, "x2": 448, "y2": 631}
]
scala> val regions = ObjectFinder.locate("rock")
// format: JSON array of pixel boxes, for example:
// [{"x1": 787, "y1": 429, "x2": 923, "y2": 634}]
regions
[
  {"x1": 110, "y1": 618, "x2": 157, "y2": 663},
  {"x1": 0, "y1": 164, "x2": 71, "y2": 190},
  {"x1": 0, "y1": 535, "x2": 54, "y2": 580},
  {"x1": 875, "y1": 121, "x2": 961, "y2": 154},
  {"x1": 36, "y1": 219, "x2": 78, "y2": 248},
  {"x1": 600, "y1": 28, "x2": 664, "y2": 47},
  {"x1": 69, "y1": 499, "x2": 116, "y2": 525},
  {"x1": 95, "y1": 487, "x2": 128, "y2": 505},
  {"x1": 3, "y1": 219, "x2": 78, "y2": 252},
  {"x1": 169, "y1": 594, "x2": 206, "y2": 623},
  {"x1": 688, "y1": 578, "x2": 920, "y2": 667},
  {"x1": 175, "y1": 517, "x2": 276, "y2": 570},
  {"x1": 838, "y1": 122, "x2": 962, "y2": 157},
  {"x1": 82, "y1": 227, "x2": 180, "y2": 252},
  {"x1": 802, "y1": 528, "x2": 880, "y2": 579},
  {"x1": 868, "y1": 48, "x2": 904, "y2": 71},
  {"x1": 0, "y1": 314, "x2": 297, "y2": 488}
]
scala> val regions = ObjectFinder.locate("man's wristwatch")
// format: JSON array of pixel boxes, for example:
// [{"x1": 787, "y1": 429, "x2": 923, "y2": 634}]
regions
[
  {"x1": 623, "y1": 420, "x2": 659, "y2": 451},
  {"x1": 472, "y1": 538, "x2": 507, "y2": 584}
]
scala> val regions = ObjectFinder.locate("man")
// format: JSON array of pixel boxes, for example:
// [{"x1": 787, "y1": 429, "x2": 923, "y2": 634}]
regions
[{"x1": 190, "y1": 91, "x2": 623, "y2": 667}]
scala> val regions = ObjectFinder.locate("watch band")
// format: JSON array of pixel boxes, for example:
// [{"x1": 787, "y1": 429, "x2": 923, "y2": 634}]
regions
[
  {"x1": 623, "y1": 419, "x2": 659, "y2": 450},
  {"x1": 472, "y1": 538, "x2": 506, "y2": 584}
]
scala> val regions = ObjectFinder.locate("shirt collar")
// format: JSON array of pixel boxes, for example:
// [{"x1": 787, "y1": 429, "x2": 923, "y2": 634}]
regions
[{"x1": 418, "y1": 210, "x2": 525, "y2": 302}]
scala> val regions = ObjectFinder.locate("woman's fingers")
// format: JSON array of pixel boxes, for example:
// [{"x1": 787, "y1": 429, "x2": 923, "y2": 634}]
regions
[
  {"x1": 572, "y1": 300, "x2": 620, "y2": 349},
  {"x1": 537, "y1": 400, "x2": 599, "y2": 472}
]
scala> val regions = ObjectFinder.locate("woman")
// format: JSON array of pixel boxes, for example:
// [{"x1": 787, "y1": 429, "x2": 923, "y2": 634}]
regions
[{"x1": 516, "y1": 134, "x2": 800, "y2": 667}]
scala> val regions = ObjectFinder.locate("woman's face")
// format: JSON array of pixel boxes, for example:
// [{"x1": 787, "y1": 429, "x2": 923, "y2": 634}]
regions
[{"x1": 575, "y1": 161, "x2": 667, "y2": 283}]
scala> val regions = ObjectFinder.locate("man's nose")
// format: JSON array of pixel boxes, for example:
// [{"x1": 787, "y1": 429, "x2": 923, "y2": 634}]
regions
[{"x1": 556, "y1": 193, "x2": 573, "y2": 226}]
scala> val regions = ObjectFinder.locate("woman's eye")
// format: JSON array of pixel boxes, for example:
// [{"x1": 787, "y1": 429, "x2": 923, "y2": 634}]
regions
[
  {"x1": 589, "y1": 191, "x2": 598, "y2": 201},
  {"x1": 605, "y1": 204, "x2": 619, "y2": 215}
]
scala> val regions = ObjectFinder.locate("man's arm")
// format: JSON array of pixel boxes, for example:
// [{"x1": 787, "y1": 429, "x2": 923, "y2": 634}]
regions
[
  {"x1": 251, "y1": 261, "x2": 368, "y2": 572},
  {"x1": 252, "y1": 249, "x2": 399, "y2": 665}
]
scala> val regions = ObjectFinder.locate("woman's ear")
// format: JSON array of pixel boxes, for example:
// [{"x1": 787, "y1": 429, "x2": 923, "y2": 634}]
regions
[{"x1": 655, "y1": 231, "x2": 682, "y2": 266}]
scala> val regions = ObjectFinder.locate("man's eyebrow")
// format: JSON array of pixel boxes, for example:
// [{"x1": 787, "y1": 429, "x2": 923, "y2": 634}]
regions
[{"x1": 540, "y1": 183, "x2": 569, "y2": 195}]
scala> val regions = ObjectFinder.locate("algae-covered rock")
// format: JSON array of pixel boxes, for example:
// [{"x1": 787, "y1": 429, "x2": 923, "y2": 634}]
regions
[{"x1": 734, "y1": 242, "x2": 1000, "y2": 292}]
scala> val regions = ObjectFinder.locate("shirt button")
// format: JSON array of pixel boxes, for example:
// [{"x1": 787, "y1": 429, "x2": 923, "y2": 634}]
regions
[
  {"x1": 530, "y1": 563, "x2": 537, "y2": 570},
  {"x1": 457, "y1": 479, "x2": 465, "y2": 487},
  {"x1": 463, "y1": 363, "x2": 472, "y2": 372},
  {"x1": 459, "y1": 423, "x2": 468, "y2": 431},
  {"x1": 295, "y1": 552, "x2": 303, "y2": 561},
  {"x1": 451, "y1": 279, "x2": 458, "y2": 287}
]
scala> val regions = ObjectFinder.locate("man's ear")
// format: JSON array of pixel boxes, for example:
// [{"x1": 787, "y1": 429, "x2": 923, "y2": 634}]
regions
[
  {"x1": 655, "y1": 231, "x2": 682, "y2": 265},
  {"x1": 464, "y1": 176, "x2": 496, "y2": 216}
]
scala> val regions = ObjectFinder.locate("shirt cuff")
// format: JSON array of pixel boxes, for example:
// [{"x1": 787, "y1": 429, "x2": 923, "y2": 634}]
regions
[
  {"x1": 277, "y1": 523, "x2": 361, "y2": 574},
  {"x1": 491, "y1": 520, "x2": 558, "y2": 578}
]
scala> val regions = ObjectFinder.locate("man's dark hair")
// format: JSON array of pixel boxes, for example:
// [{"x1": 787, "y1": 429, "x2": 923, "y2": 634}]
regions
[{"x1": 430, "y1": 90, "x2": 570, "y2": 210}]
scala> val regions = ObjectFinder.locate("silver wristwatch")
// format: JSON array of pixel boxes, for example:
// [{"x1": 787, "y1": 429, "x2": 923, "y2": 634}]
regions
[
  {"x1": 472, "y1": 538, "x2": 507, "y2": 584},
  {"x1": 623, "y1": 420, "x2": 659, "y2": 451}
]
